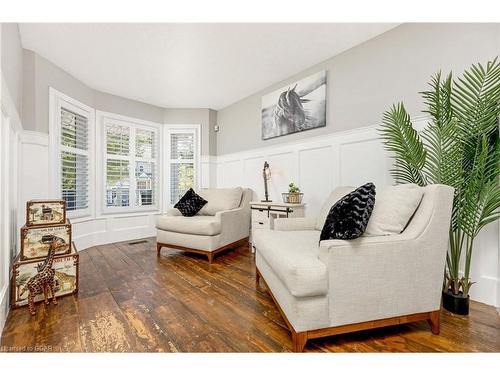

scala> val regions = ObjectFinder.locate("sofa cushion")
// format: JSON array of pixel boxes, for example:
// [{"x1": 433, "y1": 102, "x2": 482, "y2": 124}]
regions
[
  {"x1": 198, "y1": 187, "x2": 243, "y2": 216},
  {"x1": 174, "y1": 188, "x2": 207, "y2": 217},
  {"x1": 156, "y1": 215, "x2": 221, "y2": 236},
  {"x1": 365, "y1": 183, "x2": 423, "y2": 236},
  {"x1": 320, "y1": 182, "x2": 376, "y2": 241},
  {"x1": 315, "y1": 186, "x2": 355, "y2": 230},
  {"x1": 253, "y1": 229, "x2": 328, "y2": 298}
]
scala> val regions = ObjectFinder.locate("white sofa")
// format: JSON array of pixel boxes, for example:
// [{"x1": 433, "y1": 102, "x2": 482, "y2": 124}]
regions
[
  {"x1": 253, "y1": 184, "x2": 454, "y2": 351},
  {"x1": 157, "y1": 188, "x2": 251, "y2": 263}
]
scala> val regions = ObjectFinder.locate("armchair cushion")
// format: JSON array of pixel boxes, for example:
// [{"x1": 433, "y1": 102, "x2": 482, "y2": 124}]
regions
[
  {"x1": 198, "y1": 187, "x2": 243, "y2": 215},
  {"x1": 156, "y1": 215, "x2": 221, "y2": 236},
  {"x1": 365, "y1": 184, "x2": 423, "y2": 236},
  {"x1": 253, "y1": 229, "x2": 328, "y2": 298}
]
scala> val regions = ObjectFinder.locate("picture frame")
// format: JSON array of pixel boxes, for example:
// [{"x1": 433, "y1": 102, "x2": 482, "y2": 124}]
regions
[{"x1": 261, "y1": 70, "x2": 327, "y2": 140}]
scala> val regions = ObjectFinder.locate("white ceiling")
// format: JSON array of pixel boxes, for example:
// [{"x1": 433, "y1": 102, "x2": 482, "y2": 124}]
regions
[{"x1": 19, "y1": 23, "x2": 398, "y2": 110}]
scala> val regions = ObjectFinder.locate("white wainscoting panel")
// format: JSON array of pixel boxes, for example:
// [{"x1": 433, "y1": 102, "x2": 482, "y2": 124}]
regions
[
  {"x1": 21, "y1": 131, "x2": 50, "y2": 199},
  {"x1": 214, "y1": 119, "x2": 500, "y2": 308},
  {"x1": 267, "y1": 151, "x2": 298, "y2": 202},
  {"x1": 338, "y1": 138, "x2": 392, "y2": 188},
  {"x1": 243, "y1": 156, "x2": 266, "y2": 201},
  {"x1": 218, "y1": 159, "x2": 243, "y2": 189},
  {"x1": 0, "y1": 72, "x2": 23, "y2": 337},
  {"x1": 468, "y1": 222, "x2": 499, "y2": 307},
  {"x1": 200, "y1": 155, "x2": 217, "y2": 189},
  {"x1": 298, "y1": 145, "x2": 334, "y2": 218},
  {"x1": 71, "y1": 215, "x2": 159, "y2": 250}
]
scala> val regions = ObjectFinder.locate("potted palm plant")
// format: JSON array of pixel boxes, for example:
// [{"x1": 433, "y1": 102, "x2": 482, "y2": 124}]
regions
[{"x1": 379, "y1": 58, "x2": 500, "y2": 315}]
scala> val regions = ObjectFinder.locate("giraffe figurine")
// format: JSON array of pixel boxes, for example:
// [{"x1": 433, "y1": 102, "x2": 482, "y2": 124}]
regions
[{"x1": 23, "y1": 240, "x2": 59, "y2": 315}]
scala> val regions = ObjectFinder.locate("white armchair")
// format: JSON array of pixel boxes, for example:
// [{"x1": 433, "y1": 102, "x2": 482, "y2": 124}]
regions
[
  {"x1": 253, "y1": 184, "x2": 454, "y2": 351},
  {"x1": 156, "y1": 188, "x2": 251, "y2": 263}
]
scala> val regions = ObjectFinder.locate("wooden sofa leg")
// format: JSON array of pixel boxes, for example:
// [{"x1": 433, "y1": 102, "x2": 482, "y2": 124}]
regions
[
  {"x1": 255, "y1": 269, "x2": 260, "y2": 286},
  {"x1": 427, "y1": 310, "x2": 440, "y2": 335},
  {"x1": 156, "y1": 243, "x2": 162, "y2": 256},
  {"x1": 207, "y1": 252, "x2": 214, "y2": 264},
  {"x1": 291, "y1": 331, "x2": 308, "y2": 353}
]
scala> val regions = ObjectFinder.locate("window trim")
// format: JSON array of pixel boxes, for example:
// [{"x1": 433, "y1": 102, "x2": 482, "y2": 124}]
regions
[
  {"x1": 96, "y1": 110, "x2": 162, "y2": 216},
  {"x1": 49, "y1": 88, "x2": 95, "y2": 220},
  {"x1": 163, "y1": 124, "x2": 201, "y2": 209}
]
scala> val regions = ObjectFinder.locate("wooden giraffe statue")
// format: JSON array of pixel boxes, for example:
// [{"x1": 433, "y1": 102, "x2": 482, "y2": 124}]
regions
[{"x1": 23, "y1": 240, "x2": 60, "y2": 315}]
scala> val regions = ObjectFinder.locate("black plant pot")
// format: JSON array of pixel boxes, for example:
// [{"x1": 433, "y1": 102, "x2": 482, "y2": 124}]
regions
[{"x1": 442, "y1": 290, "x2": 470, "y2": 315}]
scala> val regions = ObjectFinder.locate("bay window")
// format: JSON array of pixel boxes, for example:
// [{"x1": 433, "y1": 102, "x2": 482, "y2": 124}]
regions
[{"x1": 51, "y1": 90, "x2": 202, "y2": 219}]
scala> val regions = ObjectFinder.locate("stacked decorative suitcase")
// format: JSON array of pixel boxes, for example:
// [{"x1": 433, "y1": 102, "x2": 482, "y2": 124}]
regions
[{"x1": 11, "y1": 200, "x2": 79, "y2": 309}]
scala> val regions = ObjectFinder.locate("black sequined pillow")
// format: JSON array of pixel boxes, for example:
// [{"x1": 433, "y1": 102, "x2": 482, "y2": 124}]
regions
[
  {"x1": 174, "y1": 188, "x2": 208, "y2": 217},
  {"x1": 320, "y1": 182, "x2": 376, "y2": 241}
]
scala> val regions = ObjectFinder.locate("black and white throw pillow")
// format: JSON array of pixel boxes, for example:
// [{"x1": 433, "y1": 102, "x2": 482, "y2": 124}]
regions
[
  {"x1": 320, "y1": 182, "x2": 376, "y2": 241},
  {"x1": 174, "y1": 188, "x2": 208, "y2": 217}
]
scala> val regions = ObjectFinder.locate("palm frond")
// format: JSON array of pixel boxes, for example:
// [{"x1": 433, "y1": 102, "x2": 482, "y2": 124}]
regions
[
  {"x1": 379, "y1": 103, "x2": 427, "y2": 186},
  {"x1": 420, "y1": 73, "x2": 463, "y2": 187},
  {"x1": 452, "y1": 58, "x2": 500, "y2": 167},
  {"x1": 421, "y1": 72, "x2": 453, "y2": 129}
]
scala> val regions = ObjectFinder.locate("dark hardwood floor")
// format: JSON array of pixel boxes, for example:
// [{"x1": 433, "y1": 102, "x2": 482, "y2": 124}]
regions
[{"x1": 1, "y1": 237, "x2": 499, "y2": 352}]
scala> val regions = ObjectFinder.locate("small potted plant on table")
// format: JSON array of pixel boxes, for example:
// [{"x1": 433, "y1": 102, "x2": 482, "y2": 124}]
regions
[{"x1": 282, "y1": 183, "x2": 303, "y2": 204}]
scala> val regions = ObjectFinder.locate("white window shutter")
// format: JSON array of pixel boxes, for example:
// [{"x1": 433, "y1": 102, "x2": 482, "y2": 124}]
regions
[
  {"x1": 169, "y1": 132, "x2": 196, "y2": 205},
  {"x1": 60, "y1": 107, "x2": 89, "y2": 212}
]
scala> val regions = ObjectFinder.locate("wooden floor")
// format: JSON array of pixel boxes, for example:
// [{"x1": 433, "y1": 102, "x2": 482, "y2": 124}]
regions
[{"x1": 1, "y1": 237, "x2": 499, "y2": 352}]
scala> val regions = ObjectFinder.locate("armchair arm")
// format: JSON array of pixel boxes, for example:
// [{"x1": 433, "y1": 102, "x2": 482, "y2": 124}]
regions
[
  {"x1": 274, "y1": 217, "x2": 317, "y2": 231},
  {"x1": 216, "y1": 207, "x2": 251, "y2": 244}
]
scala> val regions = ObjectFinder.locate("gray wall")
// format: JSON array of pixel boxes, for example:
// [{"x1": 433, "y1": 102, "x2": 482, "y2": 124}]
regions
[
  {"x1": 208, "y1": 109, "x2": 217, "y2": 155},
  {"x1": 22, "y1": 50, "x2": 94, "y2": 131},
  {"x1": 1, "y1": 23, "x2": 23, "y2": 114},
  {"x1": 94, "y1": 90, "x2": 164, "y2": 124},
  {"x1": 216, "y1": 23, "x2": 500, "y2": 155},
  {"x1": 164, "y1": 108, "x2": 216, "y2": 155},
  {"x1": 22, "y1": 49, "x2": 216, "y2": 155},
  {"x1": 22, "y1": 50, "x2": 164, "y2": 132}
]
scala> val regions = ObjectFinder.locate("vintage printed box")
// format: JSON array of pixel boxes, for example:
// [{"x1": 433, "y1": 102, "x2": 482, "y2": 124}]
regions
[
  {"x1": 11, "y1": 243, "x2": 79, "y2": 308},
  {"x1": 26, "y1": 199, "x2": 66, "y2": 227},
  {"x1": 20, "y1": 220, "x2": 72, "y2": 261}
]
